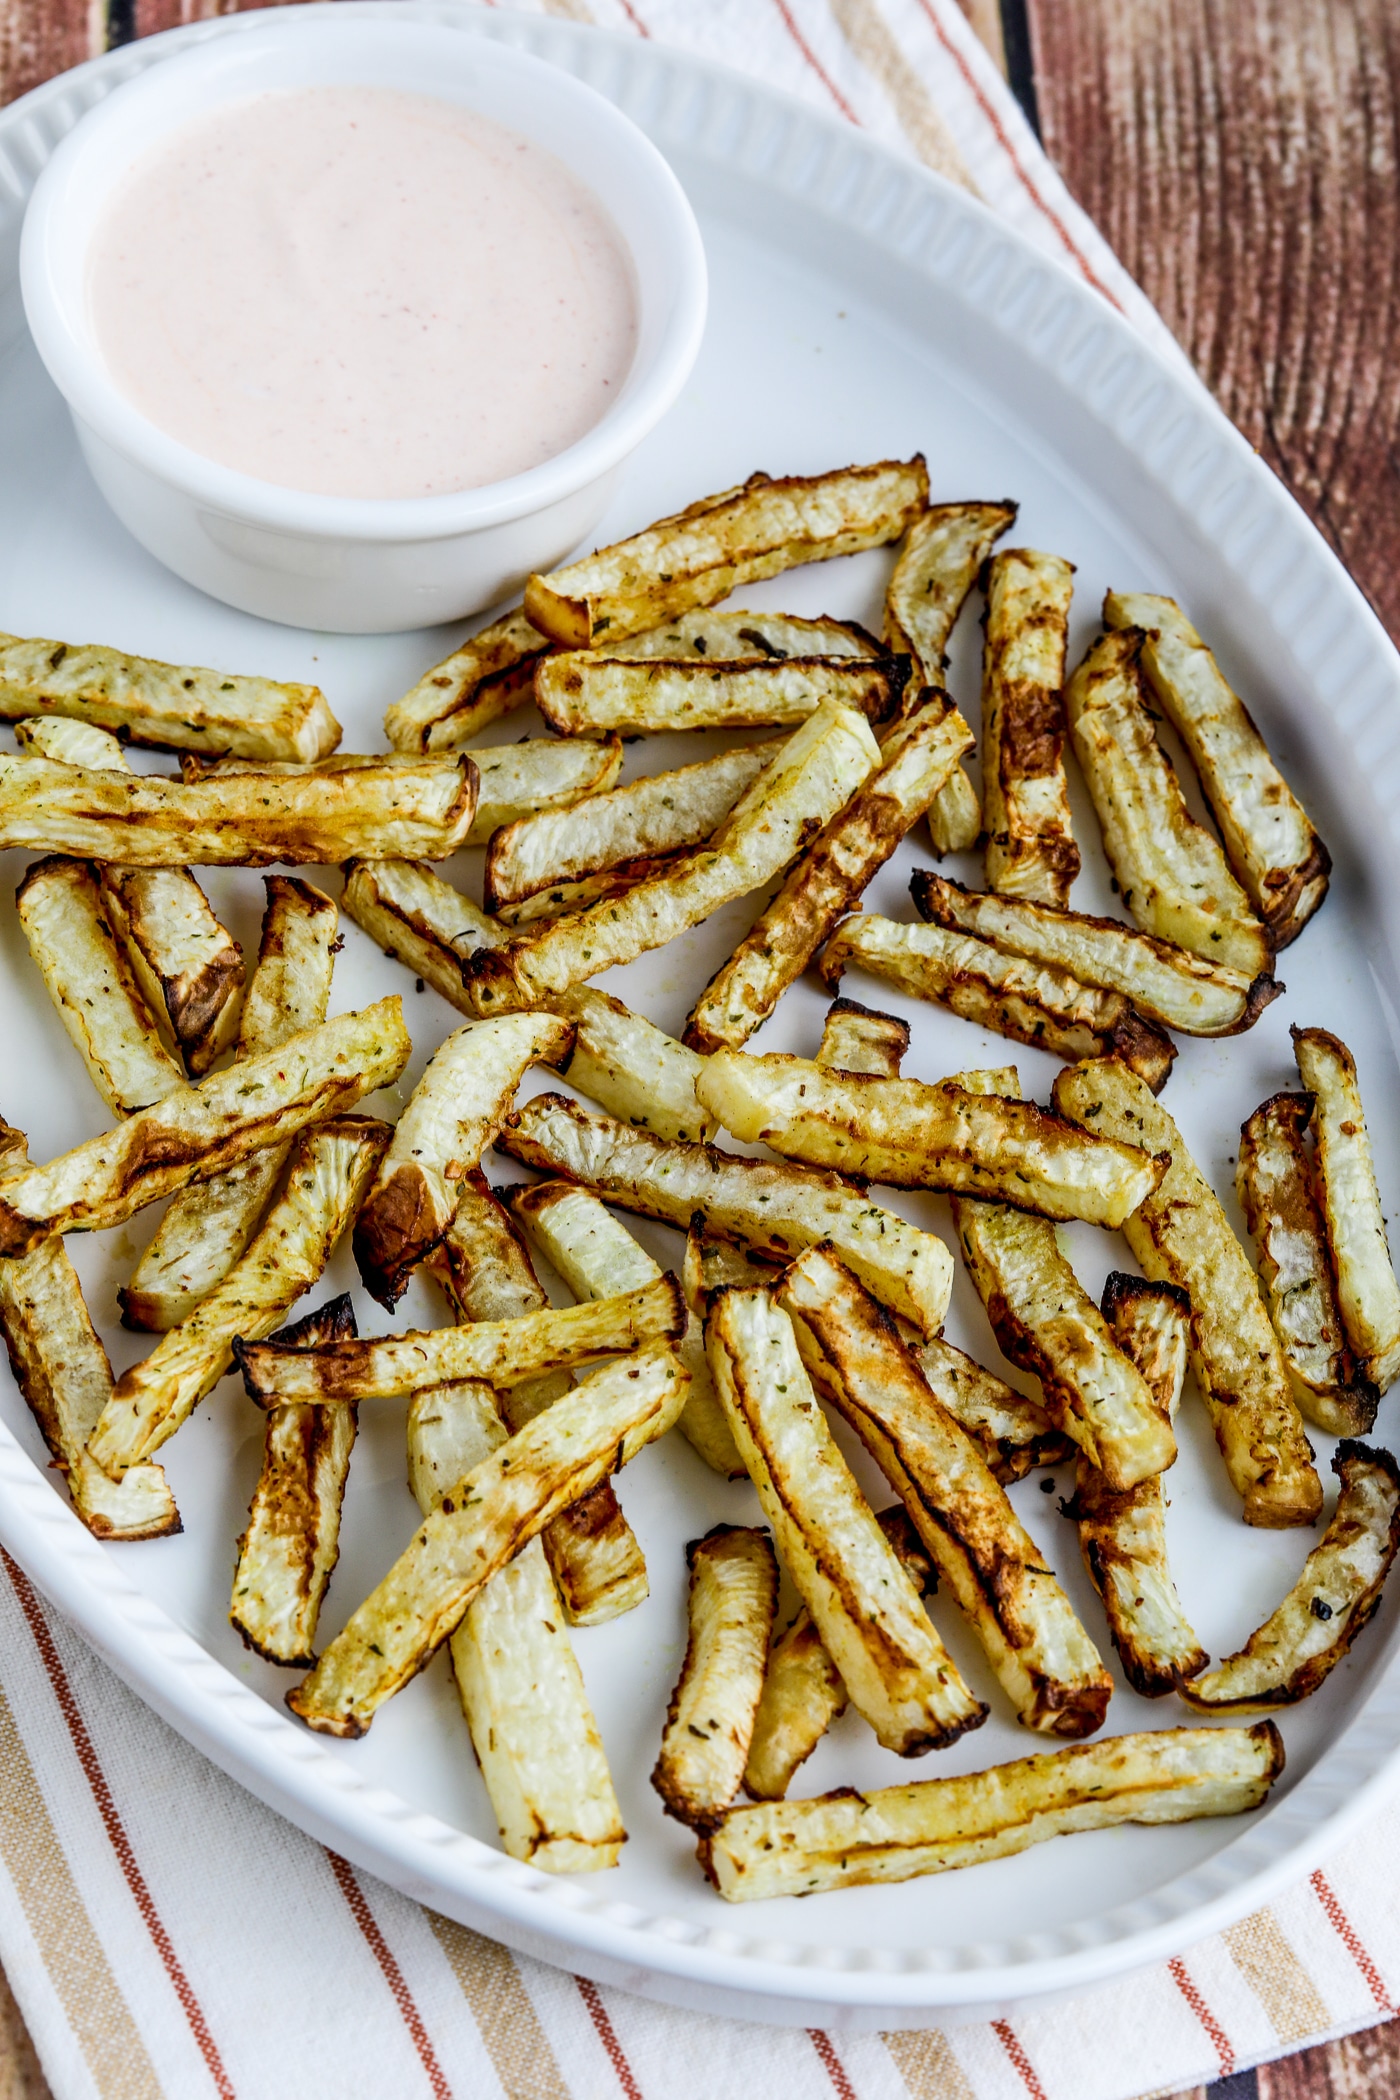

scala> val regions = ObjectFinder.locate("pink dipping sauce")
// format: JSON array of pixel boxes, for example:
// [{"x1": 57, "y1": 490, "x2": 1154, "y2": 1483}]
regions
[{"x1": 87, "y1": 86, "x2": 639, "y2": 500}]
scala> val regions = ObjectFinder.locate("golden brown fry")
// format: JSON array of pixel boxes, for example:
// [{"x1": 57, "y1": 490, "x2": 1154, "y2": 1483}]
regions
[
  {"x1": 614, "y1": 608, "x2": 881, "y2": 663},
  {"x1": 683, "y1": 697, "x2": 974, "y2": 1051},
  {"x1": 0, "y1": 998, "x2": 410, "y2": 1260},
  {"x1": 981, "y1": 548, "x2": 1079, "y2": 906},
  {"x1": 16, "y1": 856, "x2": 185, "y2": 1115},
  {"x1": 1292, "y1": 1027, "x2": 1400, "y2": 1394},
  {"x1": 230, "y1": 1295, "x2": 360, "y2": 1666},
  {"x1": 0, "y1": 753, "x2": 478, "y2": 867},
  {"x1": 1105, "y1": 592, "x2": 1330, "y2": 946},
  {"x1": 884, "y1": 500, "x2": 1017, "y2": 853},
  {"x1": 88, "y1": 1116, "x2": 388, "y2": 1476},
  {"x1": 780, "y1": 1245, "x2": 1112, "y2": 1736},
  {"x1": 953, "y1": 1202, "x2": 1174, "y2": 1491},
  {"x1": 484, "y1": 742, "x2": 780, "y2": 917},
  {"x1": 352, "y1": 1014, "x2": 573, "y2": 1309},
  {"x1": 705, "y1": 1285, "x2": 987, "y2": 1755},
  {"x1": 816, "y1": 996, "x2": 909, "y2": 1078},
  {"x1": 385, "y1": 606, "x2": 554, "y2": 754},
  {"x1": 1068, "y1": 1275, "x2": 1208, "y2": 1697},
  {"x1": 287, "y1": 1344, "x2": 689, "y2": 1737},
  {"x1": 701, "y1": 1722, "x2": 1284, "y2": 1900},
  {"x1": 0, "y1": 631, "x2": 340, "y2": 760},
  {"x1": 821, "y1": 913, "x2": 1177, "y2": 1091},
  {"x1": 1053, "y1": 1057, "x2": 1322, "y2": 1528},
  {"x1": 652, "y1": 1525, "x2": 779, "y2": 1830},
  {"x1": 405, "y1": 1372, "x2": 625, "y2": 1871},
  {"x1": 696, "y1": 1048, "x2": 1166, "y2": 1227},
  {"x1": 237, "y1": 1272, "x2": 686, "y2": 1407},
  {"x1": 120, "y1": 877, "x2": 339, "y2": 1332},
  {"x1": 508, "y1": 1179, "x2": 744, "y2": 1480},
  {"x1": 498, "y1": 1092, "x2": 955, "y2": 1336},
  {"x1": 681, "y1": 1223, "x2": 772, "y2": 1319},
  {"x1": 1065, "y1": 628, "x2": 1272, "y2": 979},
  {"x1": 742, "y1": 1507, "x2": 931, "y2": 1802},
  {"x1": 1182, "y1": 1442, "x2": 1400, "y2": 1711},
  {"x1": 904, "y1": 1333, "x2": 1072, "y2": 1484},
  {"x1": 534, "y1": 654, "x2": 905, "y2": 738},
  {"x1": 340, "y1": 858, "x2": 716, "y2": 1143},
  {"x1": 910, "y1": 871, "x2": 1278, "y2": 1037},
  {"x1": 432, "y1": 1174, "x2": 650, "y2": 1625},
  {"x1": 0, "y1": 1120, "x2": 177, "y2": 1538},
  {"x1": 99, "y1": 867, "x2": 244, "y2": 1077},
  {"x1": 524, "y1": 458, "x2": 929, "y2": 647},
  {"x1": 1237, "y1": 1092, "x2": 1377, "y2": 1436},
  {"x1": 460, "y1": 703, "x2": 881, "y2": 1014}
]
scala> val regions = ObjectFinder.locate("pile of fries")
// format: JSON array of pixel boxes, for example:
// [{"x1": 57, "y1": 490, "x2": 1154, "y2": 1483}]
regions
[{"x1": 5, "y1": 454, "x2": 1399, "y2": 1910}]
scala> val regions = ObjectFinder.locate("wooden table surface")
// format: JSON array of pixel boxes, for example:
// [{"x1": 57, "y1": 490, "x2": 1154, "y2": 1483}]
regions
[{"x1": 0, "y1": 2, "x2": 1396, "y2": 2096}]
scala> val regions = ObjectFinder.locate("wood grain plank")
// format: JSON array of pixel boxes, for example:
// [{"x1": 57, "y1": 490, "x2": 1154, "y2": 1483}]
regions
[
  {"x1": 0, "y1": 0, "x2": 101, "y2": 109},
  {"x1": 1027, "y1": 0, "x2": 1400, "y2": 644},
  {"x1": 1258, "y1": 2016, "x2": 1400, "y2": 2096},
  {"x1": 131, "y1": 0, "x2": 295, "y2": 38}
]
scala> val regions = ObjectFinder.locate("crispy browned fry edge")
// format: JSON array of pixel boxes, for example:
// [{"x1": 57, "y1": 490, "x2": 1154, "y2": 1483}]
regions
[
  {"x1": 99, "y1": 867, "x2": 245, "y2": 1077},
  {"x1": 385, "y1": 607, "x2": 554, "y2": 754},
  {"x1": 682, "y1": 696, "x2": 973, "y2": 1052},
  {"x1": 700, "y1": 1722, "x2": 1285, "y2": 1899},
  {"x1": 352, "y1": 1014, "x2": 574, "y2": 1310},
  {"x1": 817, "y1": 995, "x2": 909, "y2": 1079},
  {"x1": 1293, "y1": 1026, "x2": 1400, "y2": 1394},
  {"x1": 905, "y1": 1332, "x2": 1072, "y2": 1483},
  {"x1": 0, "y1": 997, "x2": 410, "y2": 1259},
  {"x1": 821, "y1": 911, "x2": 1177, "y2": 1093},
  {"x1": 0, "y1": 754, "x2": 480, "y2": 868},
  {"x1": 741, "y1": 1507, "x2": 931, "y2": 1801},
  {"x1": 285, "y1": 1344, "x2": 688, "y2": 1736},
  {"x1": 1053, "y1": 1057, "x2": 1322, "y2": 1529},
  {"x1": 780, "y1": 1244, "x2": 1113, "y2": 1738},
  {"x1": 1181, "y1": 1442, "x2": 1400, "y2": 1711},
  {"x1": 1065, "y1": 628, "x2": 1273, "y2": 980},
  {"x1": 696, "y1": 1049, "x2": 1167, "y2": 1228},
  {"x1": 652, "y1": 1524, "x2": 779, "y2": 1831},
  {"x1": 524, "y1": 458, "x2": 929, "y2": 647},
  {"x1": 458, "y1": 702, "x2": 880, "y2": 1014},
  {"x1": 484, "y1": 742, "x2": 780, "y2": 916},
  {"x1": 431, "y1": 1171, "x2": 649, "y2": 1625},
  {"x1": 909, "y1": 870, "x2": 1280, "y2": 1038},
  {"x1": 1237, "y1": 1091, "x2": 1378, "y2": 1436},
  {"x1": 230, "y1": 1294, "x2": 359, "y2": 1666},
  {"x1": 0, "y1": 1118, "x2": 178, "y2": 1540},
  {"x1": 88, "y1": 1115, "x2": 389, "y2": 1477},
  {"x1": 981, "y1": 547, "x2": 1079, "y2": 907},
  {"x1": 705, "y1": 1283, "x2": 988, "y2": 1755},
  {"x1": 1065, "y1": 1274, "x2": 1209, "y2": 1698},
  {"x1": 497, "y1": 1091, "x2": 955, "y2": 1337},
  {"x1": 534, "y1": 654, "x2": 908, "y2": 738},
  {"x1": 1105, "y1": 592, "x2": 1331, "y2": 947},
  {"x1": 119, "y1": 875, "x2": 339, "y2": 1333}
]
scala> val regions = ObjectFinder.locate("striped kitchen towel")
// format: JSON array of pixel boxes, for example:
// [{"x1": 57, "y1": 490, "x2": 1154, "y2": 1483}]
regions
[{"x1": 1, "y1": 3, "x2": 1396, "y2": 2098}]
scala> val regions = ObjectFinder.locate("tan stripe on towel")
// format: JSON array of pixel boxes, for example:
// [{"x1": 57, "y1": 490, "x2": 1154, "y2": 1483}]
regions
[
  {"x1": 426, "y1": 1913, "x2": 570, "y2": 2100},
  {"x1": 538, "y1": 0, "x2": 597, "y2": 19},
  {"x1": 826, "y1": 0, "x2": 977, "y2": 190},
  {"x1": 1223, "y1": 1909, "x2": 1332, "y2": 2044},
  {"x1": 884, "y1": 2026, "x2": 978, "y2": 2098},
  {"x1": 0, "y1": 1675, "x2": 161, "y2": 2100}
]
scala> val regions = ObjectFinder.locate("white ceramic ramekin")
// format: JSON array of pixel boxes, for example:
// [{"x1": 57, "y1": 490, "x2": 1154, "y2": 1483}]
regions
[{"x1": 19, "y1": 14, "x2": 707, "y2": 632}]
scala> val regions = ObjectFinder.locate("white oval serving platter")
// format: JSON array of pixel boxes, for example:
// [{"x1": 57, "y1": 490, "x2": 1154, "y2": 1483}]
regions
[{"x1": 1, "y1": 2, "x2": 1400, "y2": 2032}]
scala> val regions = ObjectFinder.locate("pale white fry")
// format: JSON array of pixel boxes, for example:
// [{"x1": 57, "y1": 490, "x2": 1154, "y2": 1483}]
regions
[
  {"x1": 1293, "y1": 1027, "x2": 1400, "y2": 1394},
  {"x1": 816, "y1": 995, "x2": 909, "y2": 1078},
  {"x1": 385, "y1": 606, "x2": 553, "y2": 754},
  {"x1": 652, "y1": 1525, "x2": 778, "y2": 1830}
]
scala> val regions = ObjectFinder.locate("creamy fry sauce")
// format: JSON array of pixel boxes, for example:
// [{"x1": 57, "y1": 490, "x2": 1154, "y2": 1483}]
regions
[{"x1": 87, "y1": 86, "x2": 638, "y2": 499}]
